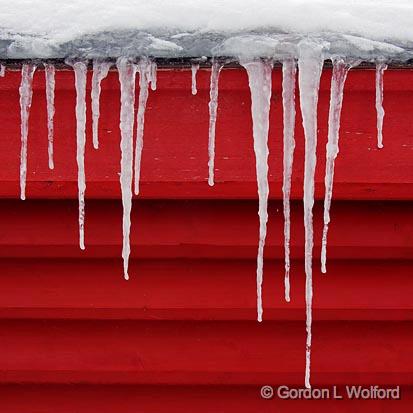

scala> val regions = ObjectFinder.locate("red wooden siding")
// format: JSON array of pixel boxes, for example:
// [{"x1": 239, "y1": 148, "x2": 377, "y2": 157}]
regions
[
  {"x1": 1, "y1": 68, "x2": 413, "y2": 199},
  {"x1": 0, "y1": 66, "x2": 412, "y2": 411}
]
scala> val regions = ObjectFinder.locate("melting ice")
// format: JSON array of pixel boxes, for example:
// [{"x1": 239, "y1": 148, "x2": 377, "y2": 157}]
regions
[
  {"x1": 117, "y1": 57, "x2": 137, "y2": 280},
  {"x1": 192, "y1": 63, "x2": 199, "y2": 95},
  {"x1": 44, "y1": 63, "x2": 55, "y2": 169},
  {"x1": 134, "y1": 58, "x2": 153, "y2": 195},
  {"x1": 11, "y1": 33, "x2": 395, "y2": 388},
  {"x1": 19, "y1": 63, "x2": 36, "y2": 201},
  {"x1": 375, "y1": 61, "x2": 387, "y2": 149},
  {"x1": 69, "y1": 61, "x2": 88, "y2": 250},
  {"x1": 208, "y1": 60, "x2": 223, "y2": 186},
  {"x1": 282, "y1": 59, "x2": 297, "y2": 303},
  {"x1": 298, "y1": 40, "x2": 324, "y2": 388},
  {"x1": 321, "y1": 58, "x2": 353, "y2": 274},
  {"x1": 92, "y1": 60, "x2": 113, "y2": 149},
  {"x1": 241, "y1": 59, "x2": 272, "y2": 322},
  {"x1": 149, "y1": 61, "x2": 157, "y2": 91}
]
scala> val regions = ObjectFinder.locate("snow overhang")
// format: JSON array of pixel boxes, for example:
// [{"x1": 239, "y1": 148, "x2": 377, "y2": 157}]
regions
[
  {"x1": 1, "y1": 31, "x2": 413, "y2": 63},
  {"x1": 1, "y1": 1, "x2": 413, "y2": 62}
]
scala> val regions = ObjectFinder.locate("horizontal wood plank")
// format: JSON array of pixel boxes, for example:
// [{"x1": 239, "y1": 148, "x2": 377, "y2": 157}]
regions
[
  {"x1": 0, "y1": 319, "x2": 411, "y2": 385},
  {"x1": 0, "y1": 384, "x2": 411, "y2": 413},
  {"x1": 0, "y1": 259, "x2": 411, "y2": 321},
  {"x1": 0, "y1": 199, "x2": 411, "y2": 259},
  {"x1": 0, "y1": 68, "x2": 412, "y2": 199}
]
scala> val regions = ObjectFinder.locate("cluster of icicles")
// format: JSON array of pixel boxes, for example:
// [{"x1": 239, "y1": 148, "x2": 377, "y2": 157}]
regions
[{"x1": 10, "y1": 40, "x2": 388, "y2": 388}]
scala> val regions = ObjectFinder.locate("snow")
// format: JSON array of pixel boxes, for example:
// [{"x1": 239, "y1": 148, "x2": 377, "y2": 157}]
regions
[
  {"x1": 91, "y1": 61, "x2": 112, "y2": 149},
  {"x1": 1, "y1": 1, "x2": 413, "y2": 59},
  {"x1": 117, "y1": 57, "x2": 137, "y2": 281},
  {"x1": 44, "y1": 63, "x2": 55, "y2": 169},
  {"x1": 375, "y1": 62, "x2": 387, "y2": 149},
  {"x1": 241, "y1": 59, "x2": 272, "y2": 322},
  {"x1": 19, "y1": 63, "x2": 36, "y2": 201},
  {"x1": 281, "y1": 59, "x2": 297, "y2": 303},
  {"x1": 297, "y1": 39, "x2": 324, "y2": 388}
]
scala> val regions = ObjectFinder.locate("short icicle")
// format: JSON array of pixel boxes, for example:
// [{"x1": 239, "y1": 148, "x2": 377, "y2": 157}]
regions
[
  {"x1": 282, "y1": 59, "x2": 297, "y2": 303},
  {"x1": 241, "y1": 59, "x2": 273, "y2": 322},
  {"x1": 71, "y1": 61, "x2": 87, "y2": 250},
  {"x1": 44, "y1": 63, "x2": 55, "y2": 169},
  {"x1": 117, "y1": 57, "x2": 137, "y2": 280},
  {"x1": 208, "y1": 60, "x2": 223, "y2": 186},
  {"x1": 134, "y1": 58, "x2": 152, "y2": 196},
  {"x1": 375, "y1": 61, "x2": 387, "y2": 149},
  {"x1": 191, "y1": 63, "x2": 199, "y2": 95},
  {"x1": 0, "y1": 64, "x2": 5, "y2": 77},
  {"x1": 149, "y1": 62, "x2": 157, "y2": 91},
  {"x1": 298, "y1": 40, "x2": 324, "y2": 389},
  {"x1": 19, "y1": 63, "x2": 36, "y2": 200},
  {"x1": 321, "y1": 58, "x2": 353, "y2": 274},
  {"x1": 92, "y1": 60, "x2": 113, "y2": 149}
]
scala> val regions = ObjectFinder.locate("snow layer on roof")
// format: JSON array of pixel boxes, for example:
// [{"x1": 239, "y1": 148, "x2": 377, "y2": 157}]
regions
[{"x1": 0, "y1": 0, "x2": 413, "y2": 59}]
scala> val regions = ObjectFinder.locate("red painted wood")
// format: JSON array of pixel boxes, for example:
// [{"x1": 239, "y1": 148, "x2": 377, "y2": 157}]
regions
[
  {"x1": 0, "y1": 385, "x2": 411, "y2": 413},
  {"x1": 0, "y1": 199, "x2": 411, "y2": 259},
  {"x1": 0, "y1": 319, "x2": 411, "y2": 385},
  {"x1": 0, "y1": 66, "x2": 411, "y2": 411},
  {"x1": 0, "y1": 259, "x2": 411, "y2": 321},
  {"x1": 0, "y1": 68, "x2": 412, "y2": 199}
]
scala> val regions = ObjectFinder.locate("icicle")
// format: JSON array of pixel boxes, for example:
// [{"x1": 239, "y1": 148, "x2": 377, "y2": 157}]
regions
[
  {"x1": 70, "y1": 61, "x2": 87, "y2": 251},
  {"x1": 0, "y1": 64, "x2": 5, "y2": 77},
  {"x1": 191, "y1": 63, "x2": 199, "y2": 95},
  {"x1": 134, "y1": 58, "x2": 152, "y2": 196},
  {"x1": 321, "y1": 58, "x2": 353, "y2": 274},
  {"x1": 149, "y1": 62, "x2": 157, "y2": 91},
  {"x1": 92, "y1": 60, "x2": 112, "y2": 149},
  {"x1": 117, "y1": 57, "x2": 137, "y2": 280},
  {"x1": 241, "y1": 59, "x2": 273, "y2": 322},
  {"x1": 282, "y1": 59, "x2": 297, "y2": 303},
  {"x1": 298, "y1": 40, "x2": 324, "y2": 389},
  {"x1": 44, "y1": 63, "x2": 55, "y2": 169},
  {"x1": 375, "y1": 61, "x2": 387, "y2": 149},
  {"x1": 208, "y1": 60, "x2": 223, "y2": 186},
  {"x1": 19, "y1": 63, "x2": 36, "y2": 201}
]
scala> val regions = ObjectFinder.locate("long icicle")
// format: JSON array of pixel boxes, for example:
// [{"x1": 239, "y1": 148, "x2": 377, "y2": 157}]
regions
[
  {"x1": 44, "y1": 63, "x2": 55, "y2": 169},
  {"x1": 321, "y1": 58, "x2": 352, "y2": 274},
  {"x1": 375, "y1": 61, "x2": 387, "y2": 149},
  {"x1": 92, "y1": 60, "x2": 112, "y2": 149},
  {"x1": 208, "y1": 60, "x2": 223, "y2": 186},
  {"x1": 19, "y1": 63, "x2": 36, "y2": 201},
  {"x1": 117, "y1": 57, "x2": 137, "y2": 280},
  {"x1": 298, "y1": 40, "x2": 323, "y2": 389},
  {"x1": 241, "y1": 59, "x2": 273, "y2": 322},
  {"x1": 192, "y1": 63, "x2": 199, "y2": 95},
  {"x1": 134, "y1": 58, "x2": 152, "y2": 196},
  {"x1": 72, "y1": 61, "x2": 87, "y2": 250},
  {"x1": 282, "y1": 59, "x2": 297, "y2": 303}
]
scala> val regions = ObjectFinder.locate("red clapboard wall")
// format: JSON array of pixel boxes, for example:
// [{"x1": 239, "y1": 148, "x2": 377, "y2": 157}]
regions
[{"x1": 0, "y1": 66, "x2": 412, "y2": 412}]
